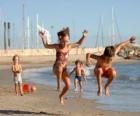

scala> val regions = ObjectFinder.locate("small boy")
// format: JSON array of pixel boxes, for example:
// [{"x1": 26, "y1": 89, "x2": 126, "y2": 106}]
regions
[
  {"x1": 12, "y1": 55, "x2": 23, "y2": 96},
  {"x1": 80, "y1": 61, "x2": 87, "y2": 83},
  {"x1": 86, "y1": 37, "x2": 135, "y2": 96},
  {"x1": 70, "y1": 60, "x2": 86, "y2": 92}
]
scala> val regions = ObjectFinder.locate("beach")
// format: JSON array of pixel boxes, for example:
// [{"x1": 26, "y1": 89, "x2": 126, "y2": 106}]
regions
[{"x1": 0, "y1": 56, "x2": 140, "y2": 116}]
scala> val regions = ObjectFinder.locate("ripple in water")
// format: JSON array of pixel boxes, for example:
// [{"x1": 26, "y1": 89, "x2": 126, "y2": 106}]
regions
[{"x1": 23, "y1": 62, "x2": 140, "y2": 112}]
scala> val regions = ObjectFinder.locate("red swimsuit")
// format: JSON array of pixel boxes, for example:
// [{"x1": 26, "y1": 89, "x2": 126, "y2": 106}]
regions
[
  {"x1": 53, "y1": 51, "x2": 68, "y2": 73},
  {"x1": 56, "y1": 51, "x2": 68, "y2": 63}
]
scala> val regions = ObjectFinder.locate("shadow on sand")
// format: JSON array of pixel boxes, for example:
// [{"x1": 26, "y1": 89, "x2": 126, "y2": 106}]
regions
[{"x1": 0, "y1": 110, "x2": 64, "y2": 116}]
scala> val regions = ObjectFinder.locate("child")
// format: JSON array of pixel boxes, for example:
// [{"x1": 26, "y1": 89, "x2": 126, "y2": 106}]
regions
[
  {"x1": 12, "y1": 55, "x2": 23, "y2": 96},
  {"x1": 80, "y1": 61, "x2": 87, "y2": 83},
  {"x1": 86, "y1": 37, "x2": 135, "y2": 96},
  {"x1": 69, "y1": 60, "x2": 86, "y2": 92},
  {"x1": 39, "y1": 27, "x2": 88, "y2": 104}
]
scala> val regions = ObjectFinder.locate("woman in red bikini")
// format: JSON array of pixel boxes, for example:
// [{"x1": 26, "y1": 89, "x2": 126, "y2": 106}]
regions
[
  {"x1": 86, "y1": 36, "x2": 135, "y2": 96},
  {"x1": 39, "y1": 27, "x2": 88, "y2": 105}
]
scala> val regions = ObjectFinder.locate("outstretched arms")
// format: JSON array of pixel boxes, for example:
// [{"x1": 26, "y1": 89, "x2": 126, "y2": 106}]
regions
[
  {"x1": 39, "y1": 32, "x2": 58, "y2": 49},
  {"x1": 86, "y1": 53, "x2": 99, "y2": 66},
  {"x1": 69, "y1": 30, "x2": 88, "y2": 49},
  {"x1": 114, "y1": 36, "x2": 135, "y2": 55}
]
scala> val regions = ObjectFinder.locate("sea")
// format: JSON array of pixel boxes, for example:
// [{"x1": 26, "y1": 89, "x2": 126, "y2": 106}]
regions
[{"x1": 23, "y1": 61, "x2": 140, "y2": 112}]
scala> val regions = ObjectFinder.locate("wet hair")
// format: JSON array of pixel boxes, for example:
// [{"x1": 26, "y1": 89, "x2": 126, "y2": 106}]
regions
[
  {"x1": 57, "y1": 27, "x2": 70, "y2": 38},
  {"x1": 103, "y1": 46, "x2": 115, "y2": 57},
  {"x1": 75, "y1": 59, "x2": 81, "y2": 65},
  {"x1": 12, "y1": 54, "x2": 19, "y2": 62}
]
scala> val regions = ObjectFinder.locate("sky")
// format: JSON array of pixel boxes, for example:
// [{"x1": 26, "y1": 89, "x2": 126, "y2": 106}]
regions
[{"x1": 0, "y1": 0, "x2": 140, "y2": 48}]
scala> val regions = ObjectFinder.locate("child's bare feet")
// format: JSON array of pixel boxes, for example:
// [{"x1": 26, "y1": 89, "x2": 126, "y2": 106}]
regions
[
  {"x1": 59, "y1": 95, "x2": 64, "y2": 105},
  {"x1": 105, "y1": 86, "x2": 110, "y2": 96},
  {"x1": 97, "y1": 89, "x2": 102, "y2": 96},
  {"x1": 74, "y1": 88, "x2": 78, "y2": 92}
]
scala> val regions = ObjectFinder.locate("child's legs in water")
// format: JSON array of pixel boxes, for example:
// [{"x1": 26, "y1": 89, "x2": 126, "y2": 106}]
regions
[
  {"x1": 94, "y1": 68, "x2": 104, "y2": 96},
  {"x1": 79, "y1": 80, "x2": 83, "y2": 92},
  {"x1": 74, "y1": 78, "x2": 78, "y2": 91},
  {"x1": 59, "y1": 70, "x2": 70, "y2": 105},
  {"x1": 104, "y1": 68, "x2": 116, "y2": 96},
  {"x1": 53, "y1": 63, "x2": 64, "y2": 91}
]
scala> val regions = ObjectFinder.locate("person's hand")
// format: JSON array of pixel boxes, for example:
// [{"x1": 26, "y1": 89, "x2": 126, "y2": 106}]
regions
[
  {"x1": 129, "y1": 36, "x2": 136, "y2": 44},
  {"x1": 39, "y1": 31, "x2": 45, "y2": 39},
  {"x1": 83, "y1": 30, "x2": 88, "y2": 38}
]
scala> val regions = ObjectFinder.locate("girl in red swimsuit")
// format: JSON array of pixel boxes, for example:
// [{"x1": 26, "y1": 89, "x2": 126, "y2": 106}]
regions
[{"x1": 39, "y1": 27, "x2": 88, "y2": 105}]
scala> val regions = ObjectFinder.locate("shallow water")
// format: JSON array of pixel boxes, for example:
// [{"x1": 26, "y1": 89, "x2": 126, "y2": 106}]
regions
[{"x1": 23, "y1": 62, "x2": 140, "y2": 112}]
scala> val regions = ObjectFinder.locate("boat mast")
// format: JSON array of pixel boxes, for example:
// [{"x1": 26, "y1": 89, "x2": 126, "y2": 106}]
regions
[
  {"x1": 27, "y1": 16, "x2": 30, "y2": 49},
  {"x1": 95, "y1": 15, "x2": 104, "y2": 52},
  {"x1": 111, "y1": 7, "x2": 115, "y2": 45},
  {"x1": 36, "y1": 14, "x2": 39, "y2": 48},
  {"x1": 111, "y1": 7, "x2": 121, "y2": 44},
  {"x1": 22, "y1": 0, "x2": 26, "y2": 49}
]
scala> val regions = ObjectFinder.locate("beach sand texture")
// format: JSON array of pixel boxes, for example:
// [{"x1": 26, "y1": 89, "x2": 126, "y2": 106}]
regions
[{"x1": 0, "y1": 56, "x2": 139, "y2": 116}]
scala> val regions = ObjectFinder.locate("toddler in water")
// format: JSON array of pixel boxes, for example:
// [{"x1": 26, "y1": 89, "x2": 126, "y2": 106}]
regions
[
  {"x1": 12, "y1": 55, "x2": 23, "y2": 96},
  {"x1": 70, "y1": 60, "x2": 86, "y2": 92},
  {"x1": 86, "y1": 37, "x2": 135, "y2": 96}
]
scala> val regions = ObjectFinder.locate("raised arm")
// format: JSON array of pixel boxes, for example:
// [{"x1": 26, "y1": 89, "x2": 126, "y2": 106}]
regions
[
  {"x1": 39, "y1": 32, "x2": 58, "y2": 49},
  {"x1": 86, "y1": 53, "x2": 99, "y2": 66},
  {"x1": 69, "y1": 30, "x2": 88, "y2": 49},
  {"x1": 114, "y1": 36, "x2": 135, "y2": 54}
]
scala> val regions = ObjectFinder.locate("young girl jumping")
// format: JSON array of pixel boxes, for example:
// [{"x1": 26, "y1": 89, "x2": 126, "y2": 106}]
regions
[
  {"x1": 39, "y1": 27, "x2": 88, "y2": 104},
  {"x1": 86, "y1": 37, "x2": 135, "y2": 96}
]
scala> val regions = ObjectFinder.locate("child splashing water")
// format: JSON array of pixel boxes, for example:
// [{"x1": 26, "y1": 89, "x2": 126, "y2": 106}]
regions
[
  {"x1": 86, "y1": 37, "x2": 135, "y2": 96},
  {"x1": 70, "y1": 60, "x2": 86, "y2": 92},
  {"x1": 39, "y1": 27, "x2": 88, "y2": 105},
  {"x1": 12, "y1": 55, "x2": 23, "y2": 96}
]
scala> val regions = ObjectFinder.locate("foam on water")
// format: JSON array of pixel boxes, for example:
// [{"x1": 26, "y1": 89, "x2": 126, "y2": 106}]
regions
[{"x1": 23, "y1": 62, "x2": 140, "y2": 112}]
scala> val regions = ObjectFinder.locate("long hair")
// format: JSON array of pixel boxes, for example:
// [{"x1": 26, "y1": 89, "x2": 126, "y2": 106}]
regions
[
  {"x1": 103, "y1": 46, "x2": 115, "y2": 57},
  {"x1": 57, "y1": 27, "x2": 70, "y2": 39}
]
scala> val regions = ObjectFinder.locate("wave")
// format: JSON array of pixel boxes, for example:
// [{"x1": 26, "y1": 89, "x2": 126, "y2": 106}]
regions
[
  {"x1": 23, "y1": 65, "x2": 140, "y2": 82},
  {"x1": 116, "y1": 75, "x2": 140, "y2": 81}
]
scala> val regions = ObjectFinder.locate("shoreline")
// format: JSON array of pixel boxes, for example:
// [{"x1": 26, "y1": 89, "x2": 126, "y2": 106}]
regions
[{"x1": 0, "y1": 57, "x2": 140, "y2": 116}]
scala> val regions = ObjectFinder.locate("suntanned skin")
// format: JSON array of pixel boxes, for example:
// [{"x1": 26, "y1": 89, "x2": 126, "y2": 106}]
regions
[
  {"x1": 70, "y1": 61, "x2": 85, "y2": 92},
  {"x1": 12, "y1": 56, "x2": 23, "y2": 96},
  {"x1": 80, "y1": 63, "x2": 87, "y2": 82},
  {"x1": 86, "y1": 36, "x2": 135, "y2": 96},
  {"x1": 39, "y1": 29, "x2": 88, "y2": 105}
]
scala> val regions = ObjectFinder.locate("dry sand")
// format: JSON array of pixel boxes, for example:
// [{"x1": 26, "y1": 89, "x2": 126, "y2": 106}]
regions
[{"x1": 0, "y1": 56, "x2": 140, "y2": 116}]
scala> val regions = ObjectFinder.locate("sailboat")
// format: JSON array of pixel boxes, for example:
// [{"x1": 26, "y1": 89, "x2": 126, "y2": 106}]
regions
[
  {"x1": 110, "y1": 7, "x2": 121, "y2": 45},
  {"x1": 94, "y1": 15, "x2": 104, "y2": 55}
]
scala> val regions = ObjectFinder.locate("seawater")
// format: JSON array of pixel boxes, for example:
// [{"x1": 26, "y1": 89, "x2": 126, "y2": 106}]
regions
[{"x1": 23, "y1": 62, "x2": 140, "y2": 112}]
